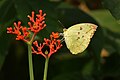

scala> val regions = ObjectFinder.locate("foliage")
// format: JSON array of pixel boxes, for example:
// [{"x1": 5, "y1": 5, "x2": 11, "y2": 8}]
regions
[
  {"x1": 102, "y1": 0, "x2": 120, "y2": 21},
  {"x1": 0, "y1": 0, "x2": 120, "y2": 80}
]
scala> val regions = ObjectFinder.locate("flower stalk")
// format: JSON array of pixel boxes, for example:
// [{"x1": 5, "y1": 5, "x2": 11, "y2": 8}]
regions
[
  {"x1": 43, "y1": 55, "x2": 49, "y2": 80},
  {"x1": 28, "y1": 43, "x2": 34, "y2": 80}
]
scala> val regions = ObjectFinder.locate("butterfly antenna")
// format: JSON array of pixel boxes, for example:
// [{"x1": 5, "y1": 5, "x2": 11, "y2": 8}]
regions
[
  {"x1": 58, "y1": 20, "x2": 65, "y2": 28},
  {"x1": 57, "y1": 20, "x2": 65, "y2": 43}
]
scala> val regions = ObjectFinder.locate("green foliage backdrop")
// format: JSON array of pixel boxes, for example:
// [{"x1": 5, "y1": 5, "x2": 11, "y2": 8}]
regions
[{"x1": 0, "y1": 0, "x2": 120, "y2": 80}]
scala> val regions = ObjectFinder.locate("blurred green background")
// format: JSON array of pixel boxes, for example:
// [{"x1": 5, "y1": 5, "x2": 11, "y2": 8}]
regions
[{"x1": 0, "y1": 0, "x2": 120, "y2": 80}]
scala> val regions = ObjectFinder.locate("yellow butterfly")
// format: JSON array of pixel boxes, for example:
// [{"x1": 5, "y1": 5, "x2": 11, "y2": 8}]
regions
[{"x1": 63, "y1": 23, "x2": 98, "y2": 54}]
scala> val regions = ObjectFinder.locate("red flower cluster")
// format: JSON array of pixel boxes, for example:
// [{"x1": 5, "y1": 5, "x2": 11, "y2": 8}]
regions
[
  {"x1": 7, "y1": 10, "x2": 62, "y2": 57},
  {"x1": 7, "y1": 10, "x2": 46, "y2": 43},
  {"x1": 28, "y1": 10, "x2": 46, "y2": 33},
  {"x1": 7, "y1": 21, "x2": 30, "y2": 42},
  {"x1": 32, "y1": 32, "x2": 62, "y2": 58}
]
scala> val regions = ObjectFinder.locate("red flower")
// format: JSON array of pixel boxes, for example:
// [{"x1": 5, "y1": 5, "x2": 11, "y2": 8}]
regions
[
  {"x1": 7, "y1": 10, "x2": 46, "y2": 43},
  {"x1": 7, "y1": 21, "x2": 30, "y2": 42},
  {"x1": 32, "y1": 32, "x2": 62, "y2": 58},
  {"x1": 28, "y1": 10, "x2": 46, "y2": 33}
]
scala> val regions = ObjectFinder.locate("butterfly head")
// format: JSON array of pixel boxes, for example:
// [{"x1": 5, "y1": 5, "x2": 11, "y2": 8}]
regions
[{"x1": 63, "y1": 28, "x2": 67, "y2": 32}]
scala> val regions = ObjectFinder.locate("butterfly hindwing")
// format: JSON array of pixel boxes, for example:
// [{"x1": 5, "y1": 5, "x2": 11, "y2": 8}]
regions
[{"x1": 63, "y1": 23, "x2": 97, "y2": 54}]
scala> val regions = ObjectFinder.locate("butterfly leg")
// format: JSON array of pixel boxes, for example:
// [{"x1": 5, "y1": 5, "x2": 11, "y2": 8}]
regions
[{"x1": 60, "y1": 37, "x2": 65, "y2": 43}]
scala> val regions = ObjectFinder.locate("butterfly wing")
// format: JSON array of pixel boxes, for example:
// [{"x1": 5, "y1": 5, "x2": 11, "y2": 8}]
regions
[{"x1": 63, "y1": 23, "x2": 97, "y2": 54}]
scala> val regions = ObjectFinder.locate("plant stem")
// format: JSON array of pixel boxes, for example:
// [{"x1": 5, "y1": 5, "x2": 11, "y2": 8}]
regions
[
  {"x1": 28, "y1": 44, "x2": 34, "y2": 80},
  {"x1": 43, "y1": 57, "x2": 49, "y2": 80}
]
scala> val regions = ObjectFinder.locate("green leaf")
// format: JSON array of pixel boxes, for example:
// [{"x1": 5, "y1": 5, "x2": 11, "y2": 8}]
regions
[
  {"x1": 0, "y1": 0, "x2": 16, "y2": 24},
  {"x1": 101, "y1": 53, "x2": 120, "y2": 77},
  {"x1": 0, "y1": 0, "x2": 16, "y2": 70},
  {"x1": 0, "y1": 31, "x2": 13, "y2": 70},
  {"x1": 89, "y1": 9, "x2": 120, "y2": 33},
  {"x1": 13, "y1": 0, "x2": 32, "y2": 25},
  {"x1": 82, "y1": 60, "x2": 94, "y2": 76},
  {"x1": 102, "y1": 0, "x2": 120, "y2": 21},
  {"x1": 52, "y1": 72, "x2": 88, "y2": 80},
  {"x1": 104, "y1": 29, "x2": 120, "y2": 55}
]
